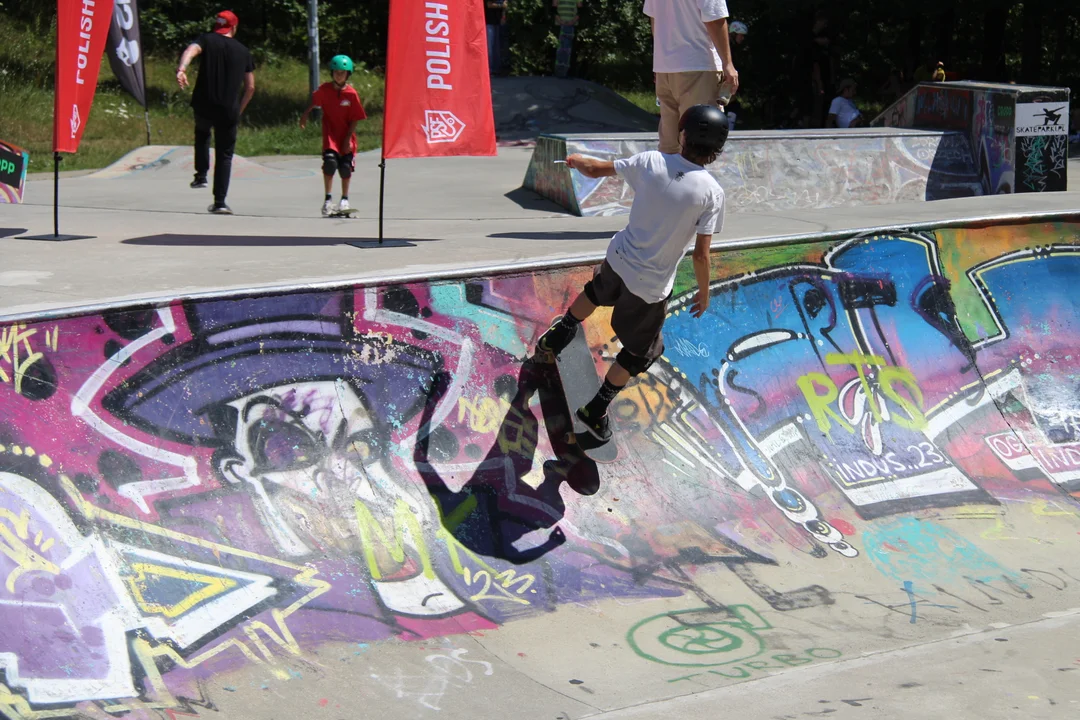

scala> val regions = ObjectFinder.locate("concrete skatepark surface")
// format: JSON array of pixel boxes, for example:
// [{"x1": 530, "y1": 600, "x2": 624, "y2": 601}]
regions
[{"x1": 2, "y1": 144, "x2": 1080, "y2": 720}]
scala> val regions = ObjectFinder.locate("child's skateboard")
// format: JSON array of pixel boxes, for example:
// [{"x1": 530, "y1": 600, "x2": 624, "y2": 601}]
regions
[
  {"x1": 546, "y1": 328, "x2": 619, "y2": 463},
  {"x1": 326, "y1": 207, "x2": 358, "y2": 218}
]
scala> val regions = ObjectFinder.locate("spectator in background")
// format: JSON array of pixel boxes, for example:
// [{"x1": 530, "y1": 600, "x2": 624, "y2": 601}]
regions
[
  {"x1": 645, "y1": 0, "x2": 739, "y2": 154},
  {"x1": 730, "y1": 20, "x2": 748, "y2": 46},
  {"x1": 176, "y1": 10, "x2": 255, "y2": 215},
  {"x1": 931, "y1": 61, "x2": 947, "y2": 82},
  {"x1": 486, "y1": 1, "x2": 509, "y2": 76},
  {"x1": 826, "y1": 78, "x2": 862, "y2": 128},
  {"x1": 724, "y1": 20, "x2": 748, "y2": 129}
]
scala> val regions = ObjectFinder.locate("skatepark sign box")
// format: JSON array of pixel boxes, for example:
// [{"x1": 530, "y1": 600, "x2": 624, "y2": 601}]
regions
[{"x1": 0, "y1": 140, "x2": 28, "y2": 204}]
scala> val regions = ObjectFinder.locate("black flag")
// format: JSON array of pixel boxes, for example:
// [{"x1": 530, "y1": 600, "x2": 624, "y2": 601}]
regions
[{"x1": 107, "y1": 0, "x2": 146, "y2": 107}]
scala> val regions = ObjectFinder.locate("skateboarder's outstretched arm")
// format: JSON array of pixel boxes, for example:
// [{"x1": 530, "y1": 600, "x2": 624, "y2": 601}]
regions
[
  {"x1": 566, "y1": 154, "x2": 616, "y2": 178},
  {"x1": 691, "y1": 233, "x2": 712, "y2": 318}
]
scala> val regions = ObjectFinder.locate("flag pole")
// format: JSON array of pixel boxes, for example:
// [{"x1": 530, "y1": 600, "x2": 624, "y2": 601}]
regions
[
  {"x1": 53, "y1": 152, "x2": 60, "y2": 238},
  {"x1": 378, "y1": 157, "x2": 386, "y2": 244},
  {"x1": 141, "y1": 31, "x2": 151, "y2": 145},
  {"x1": 18, "y1": 0, "x2": 98, "y2": 241},
  {"x1": 377, "y1": 0, "x2": 392, "y2": 246}
]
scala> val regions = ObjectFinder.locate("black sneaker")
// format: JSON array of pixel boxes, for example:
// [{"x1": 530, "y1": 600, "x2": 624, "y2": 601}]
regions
[
  {"x1": 576, "y1": 406, "x2": 612, "y2": 442},
  {"x1": 208, "y1": 203, "x2": 233, "y2": 215},
  {"x1": 190, "y1": 176, "x2": 208, "y2": 189},
  {"x1": 537, "y1": 317, "x2": 577, "y2": 358}
]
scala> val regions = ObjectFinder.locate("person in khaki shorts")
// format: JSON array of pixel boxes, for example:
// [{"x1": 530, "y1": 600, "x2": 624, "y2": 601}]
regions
[{"x1": 644, "y1": 0, "x2": 738, "y2": 154}]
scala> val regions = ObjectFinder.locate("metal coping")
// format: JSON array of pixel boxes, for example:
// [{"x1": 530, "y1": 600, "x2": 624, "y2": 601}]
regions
[
  {"x1": 538, "y1": 128, "x2": 965, "y2": 142},
  {"x1": 2, "y1": 208, "x2": 1078, "y2": 325}
]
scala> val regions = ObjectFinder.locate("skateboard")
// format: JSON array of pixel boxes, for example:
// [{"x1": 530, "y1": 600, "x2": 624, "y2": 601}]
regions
[
  {"x1": 326, "y1": 207, "x2": 358, "y2": 218},
  {"x1": 544, "y1": 327, "x2": 619, "y2": 463}
]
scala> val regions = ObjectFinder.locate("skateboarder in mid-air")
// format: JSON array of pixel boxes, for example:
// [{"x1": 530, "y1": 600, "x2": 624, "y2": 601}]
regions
[
  {"x1": 300, "y1": 55, "x2": 368, "y2": 216},
  {"x1": 537, "y1": 104, "x2": 728, "y2": 443}
]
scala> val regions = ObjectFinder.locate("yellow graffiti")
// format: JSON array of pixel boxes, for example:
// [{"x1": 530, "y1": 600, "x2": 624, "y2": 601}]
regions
[
  {"x1": 980, "y1": 515, "x2": 1044, "y2": 544},
  {"x1": 1031, "y1": 498, "x2": 1078, "y2": 517},
  {"x1": 0, "y1": 457, "x2": 332, "y2": 718},
  {"x1": 435, "y1": 495, "x2": 534, "y2": 604},
  {"x1": 355, "y1": 498, "x2": 436, "y2": 581},
  {"x1": 457, "y1": 395, "x2": 511, "y2": 434},
  {"x1": 456, "y1": 394, "x2": 539, "y2": 457},
  {"x1": 798, "y1": 353, "x2": 928, "y2": 438},
  {"x1": 56, "y1": 471, "x2": 330, "y2": 665},
  {"x1": 0, "y1": 508, "x2": 59, "y2": 592},
  {"x1": 612, "y1": 375, "x2": 679, "y2": 429},
  {"x1": 355, "y1": 495, "x2": 536, "y2": 606},
  {"x1": 0, "y1": 324, "x2": 57, "y2": 397},
  {"x1": 124, "y1": 562, "x2": 238, "y2": 618},
  {"x1": 495, "y1": 404, "x2": 538, "y2": 457}
]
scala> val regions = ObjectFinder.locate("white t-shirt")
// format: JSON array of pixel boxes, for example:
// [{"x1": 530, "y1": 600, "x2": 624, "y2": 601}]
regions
[
  {"x1": 643, "y1": 0, "x2": 729, "y2": 73},
  {"x1": 828, "y1": 96, "x2": 861, "y2": 128},
  {"x1": 606, "y1": 151, "x2": 725, "y2": 303}
]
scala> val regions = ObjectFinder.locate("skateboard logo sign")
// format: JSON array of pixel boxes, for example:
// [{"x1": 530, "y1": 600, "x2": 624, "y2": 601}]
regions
[
  {"x1": 423, "y1": 110, "x2": 465, "y2": 144},
  {"x1": 70, "y1": 104, "x2": 82, "y2": 138},
  {"x1": 1015, "y1": 103, "x2": 1068, "y2": 136}
]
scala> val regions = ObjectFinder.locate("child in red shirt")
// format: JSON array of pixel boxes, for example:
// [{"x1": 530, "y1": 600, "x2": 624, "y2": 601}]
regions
[{"x1": 300, "y1": 55, "x2": 367, "y2": 215}]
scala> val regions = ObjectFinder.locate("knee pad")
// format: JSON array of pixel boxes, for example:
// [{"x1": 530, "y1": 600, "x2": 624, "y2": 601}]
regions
[
  {"x1": 616, "y1": 348, "x2": 655, "y2": 376},
  {"x1": 583, "y1": 280, "x2": 600, "y2": 306},
  {"x1": 337, "y1": 158, "x2": 353, "y2": 178},
  {"x1": 322, "y1": 154, "x2": 338, "y2": 177}
]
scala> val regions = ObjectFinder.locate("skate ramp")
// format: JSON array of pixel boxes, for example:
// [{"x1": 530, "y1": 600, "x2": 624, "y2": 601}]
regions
[
  {"x1": 492, "y1": 76, "x2": 660, "y2": 143},
  {"x1": 873, "y1": 80, "x2": 1071, "y2": 195},
  {"x1": 525, "y1": 128, "x2": 982, "y2": 216},
  {"x1": 3, "y1": 215, "x2": 1080, "y2": 719},
  {"x1": 86, "y1": 145, "x2": 317, "y2": 180}
]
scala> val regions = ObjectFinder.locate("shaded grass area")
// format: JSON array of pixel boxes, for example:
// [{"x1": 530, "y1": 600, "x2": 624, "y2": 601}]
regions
[
  {"x1": 615, "y1": 89, "x2": 660, "y2": 116},
  {"x1": 0, "y1": 15, "x2": 384, "y2": 173}
]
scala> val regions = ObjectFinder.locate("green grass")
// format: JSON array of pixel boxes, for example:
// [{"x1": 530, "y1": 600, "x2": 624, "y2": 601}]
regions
[
  {"x1": 0, "y1": 15, "x2": 384, "y2": 173},
  {"x1": 615, "y1": 89, "x2": 661, "y2": 116}
]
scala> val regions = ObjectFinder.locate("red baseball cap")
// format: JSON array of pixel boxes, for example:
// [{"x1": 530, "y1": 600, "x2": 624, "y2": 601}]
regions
[{"x1": 213, "y1": 10, "x2": 239, "y2": 34}]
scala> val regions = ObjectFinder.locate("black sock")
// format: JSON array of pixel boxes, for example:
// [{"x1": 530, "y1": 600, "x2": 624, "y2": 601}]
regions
[
  {"x1": 325, "y1": 193, "x2": 332, "y2": 201},
  {"x1": 584, "y1": 379, "x2": 623, "y2": 418},
  {"x1": 341, "y1": 195, "x2": 348, "y2": 200},
  {"x1": 557, "y1": 311, "x2": 581, "y2": 331}
]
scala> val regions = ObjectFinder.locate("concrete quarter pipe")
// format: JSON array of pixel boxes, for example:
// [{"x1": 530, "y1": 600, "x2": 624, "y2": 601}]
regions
[{"x1": 2, "y1": 217, "x2": 1080, "y2": 718}]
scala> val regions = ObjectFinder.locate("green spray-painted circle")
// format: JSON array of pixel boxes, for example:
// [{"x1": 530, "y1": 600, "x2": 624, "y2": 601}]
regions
[{"x1": 657, "y1": 624, "x2": 744, "y2": 655}]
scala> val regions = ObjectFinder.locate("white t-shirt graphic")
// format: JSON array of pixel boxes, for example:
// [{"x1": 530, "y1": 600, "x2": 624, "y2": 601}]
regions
[
  {"x1": 643, "y1": 0, "x2": 730, "y2": 73},
  {"x1": 606, "y1": 151, "x2": 725, "y2": 303}
]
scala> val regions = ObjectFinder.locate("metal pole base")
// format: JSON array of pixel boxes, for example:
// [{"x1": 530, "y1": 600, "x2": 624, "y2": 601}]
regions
[
  {"x1": 345, "y1": 239, "x2": 415, "y2": 249},
  {"x1": 17, "y1": 233, "x2": 97, "y2": 241}
]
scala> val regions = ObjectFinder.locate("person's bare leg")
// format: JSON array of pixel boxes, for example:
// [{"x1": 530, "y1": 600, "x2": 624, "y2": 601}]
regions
[
  {"x1": 323, "y1": 172, "x2": 333, "y2": 195},
  {"x1": 341, "y1": 175, "x2": 352, "y2": 199},
  {"x1": 605, "y1": 362, "x2": 631, "y2": 387},
  {"x1": 568, "y1": 292, "x2": 597, "y2": 321}
]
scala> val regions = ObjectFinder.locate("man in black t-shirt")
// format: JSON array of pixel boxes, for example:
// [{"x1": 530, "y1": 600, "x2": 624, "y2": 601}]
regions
[{"x1": 177, "y1": 10, "x2": 255, "y2": 214}]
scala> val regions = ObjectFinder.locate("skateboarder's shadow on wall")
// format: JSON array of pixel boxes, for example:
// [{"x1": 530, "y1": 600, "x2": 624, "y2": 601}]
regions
[{"x1": 414, "y1": 360, "x2": 600, "y2": 565}]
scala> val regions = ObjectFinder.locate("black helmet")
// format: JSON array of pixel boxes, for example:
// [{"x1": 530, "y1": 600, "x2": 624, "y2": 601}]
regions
[{"x1": 679, "y1": 104, "x2": 729, "y2": 150}]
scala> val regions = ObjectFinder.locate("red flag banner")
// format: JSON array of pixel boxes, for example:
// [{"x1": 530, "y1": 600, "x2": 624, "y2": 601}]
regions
[
  {"x1": 55, "y1": 0, "x2": 115, "y2": 153},
  {"x1": 383, "y1": 0, "x2": 496, "y2": 159}
]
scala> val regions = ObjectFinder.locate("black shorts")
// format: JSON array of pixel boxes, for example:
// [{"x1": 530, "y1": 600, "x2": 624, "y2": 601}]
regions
[
  {"x1": 322, "y1": 150, "x2": 355, "y2": 176},
  {"x1": 585, "y1": 261, "x2": 666, "y2": 360}
]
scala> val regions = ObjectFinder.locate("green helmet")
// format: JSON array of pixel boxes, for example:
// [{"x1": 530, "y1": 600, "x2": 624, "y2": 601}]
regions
[{"x1": 329, "y1": 55, "x2": 354, "y2": 73}]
